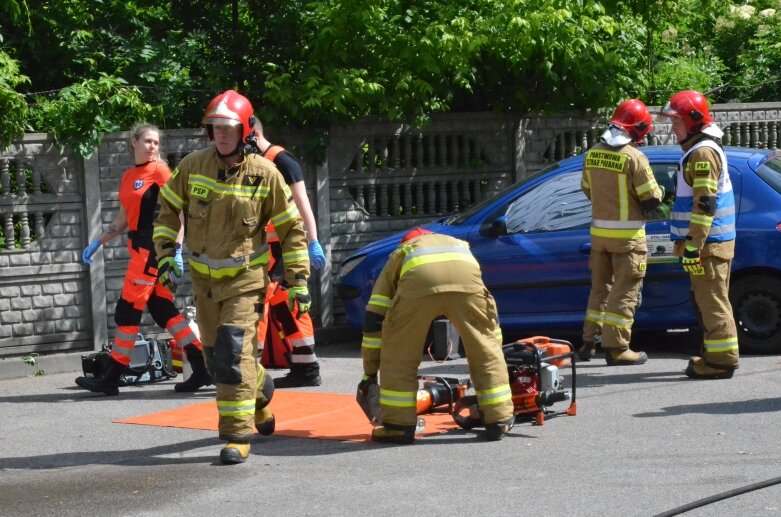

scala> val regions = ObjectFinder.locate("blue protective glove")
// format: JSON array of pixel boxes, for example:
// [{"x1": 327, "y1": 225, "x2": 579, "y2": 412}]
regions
[
  {"x1": 174, "y1": 247, "x2": 184, "y2": 273},
  {"x1": 82, "y1": 238, "x2": 102, "y2": 265},
  {"x1": 158, "y1": 256, "x2": 183, "y2": 293},
  {"x1": 308, "y1": 240, "x2": 326, "y2": 271}
]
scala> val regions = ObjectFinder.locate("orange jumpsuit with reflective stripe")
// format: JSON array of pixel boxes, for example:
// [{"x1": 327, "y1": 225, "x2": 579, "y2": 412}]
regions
[
  {"x1": 256, "y1": 145, "x2": 318, "y2": 370},
  {"x1": 111, "y1": 160, "x2": 201, "y2": 367}
]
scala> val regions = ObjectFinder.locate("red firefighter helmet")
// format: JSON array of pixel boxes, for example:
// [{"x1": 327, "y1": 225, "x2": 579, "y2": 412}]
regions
[
  {"x1": 659, "y1": 90, "x2": 713, "y2": 134},
  {"x1": 202, "y1": 90, "x2": 256, "y2": 142},
  {"x1": 609, "y1": 99, "x2": 653, "y2": 144},
  {"x1": 401, "y1": 227, "x2": 433, "y2": 243}
]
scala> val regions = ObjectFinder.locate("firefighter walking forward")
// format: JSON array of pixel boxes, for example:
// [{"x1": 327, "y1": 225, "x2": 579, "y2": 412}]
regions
[
  {"x1": 359, "y1": 228, "x2": 514, "y2": 444},
  {"x1": 580, "y1": 99, "x2": 664, "y2": 365},
  {"x1": 154, "y1": 90, "x2": 310, "y2": 463},
  {"x1": 659, "y1": 90, "x2": 739, "y2": 379}
]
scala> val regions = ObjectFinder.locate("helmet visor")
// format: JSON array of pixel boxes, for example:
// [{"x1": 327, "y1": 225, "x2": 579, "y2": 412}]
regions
[
  {"x1": 657, "y1": 101, "x2": 680, "y2": 122},
  {"x1": 203, "y1": 116, "x2": 243, "y2": 127}
]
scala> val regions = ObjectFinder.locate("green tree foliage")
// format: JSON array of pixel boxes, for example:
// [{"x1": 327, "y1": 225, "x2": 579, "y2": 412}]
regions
[
  {"x1": 0, "y1": 0, "x2": 779, "y2": 156},
  {"x1": 711, "y1": 2, "x2": 781, "y2": 102},
  {"x1": 3, "y1": 0, "x2": 216, "y2": 148},
  {"x1": 30, "y1": 74, "x2": 160, "y2": 157},
  {"x1": 263, "y1": 0, "x2": 648, "y2": 124},
  {"x1": 0, "y1": 49, "x2": 29, "y2": 149},
  {"x1": 0, "y1": 0, "x2": 30, "y2": 30}
]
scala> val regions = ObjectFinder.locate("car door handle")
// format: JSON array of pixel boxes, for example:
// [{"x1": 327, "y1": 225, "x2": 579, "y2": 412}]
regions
[{"x1": 579, "y1": 242, "x2": 591, "y2": 255}]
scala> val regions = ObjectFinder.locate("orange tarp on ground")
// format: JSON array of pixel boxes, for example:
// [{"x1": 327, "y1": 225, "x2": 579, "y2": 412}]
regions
[{"x1": 115, "y1": 390, "x2": 459, "y2": 443}]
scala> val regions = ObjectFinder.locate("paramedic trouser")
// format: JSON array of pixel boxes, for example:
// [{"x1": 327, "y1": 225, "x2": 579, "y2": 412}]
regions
[
  {"x1": 195, "y1": 287, "x2": 272, "y2": 441},
  {"x1": 690, "y1": 256, "x2": 739, "y2": 368},
  {"x1": 257, "y1": 279, "x2": 317, "y2": 366},
  {"x1": 583, "y1": 249, "x2": 645, "y2": 351},
  {"x1": 378, "y1": 290, "x2": 513, "y2": 429},
  {"x1": 112, "y1": 240, "x2": 201, "y2": 367}
]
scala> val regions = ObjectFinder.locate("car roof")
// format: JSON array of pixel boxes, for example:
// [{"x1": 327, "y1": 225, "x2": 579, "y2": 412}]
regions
[{"x1": 555, "y1": 145, "x2": 775, "y2": 173}]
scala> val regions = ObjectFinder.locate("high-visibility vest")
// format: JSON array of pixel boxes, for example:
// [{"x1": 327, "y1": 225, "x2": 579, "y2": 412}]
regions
[{"x1": 671, "y1": 139, "x2": 736, "y2": 243}]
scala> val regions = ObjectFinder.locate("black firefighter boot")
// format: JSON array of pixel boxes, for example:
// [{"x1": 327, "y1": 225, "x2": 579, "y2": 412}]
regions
[
  {"x1": 273, "y1": 362, "x2": 322, "y2": 388},
  {"x1": 175, "y1": 347, "x2": 213, "y2": 393},
  {"x1": 75, "y1": 357, "x2": 124, "y2": 396}
]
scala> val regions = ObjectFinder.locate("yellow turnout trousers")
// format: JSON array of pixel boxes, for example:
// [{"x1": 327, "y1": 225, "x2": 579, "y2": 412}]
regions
[
  {"x1": 195, "y1": 288, "x2": 272, "y2": 440},
  {"x1": 379, "y1": 290, "x2": 513, "y2": 428}
]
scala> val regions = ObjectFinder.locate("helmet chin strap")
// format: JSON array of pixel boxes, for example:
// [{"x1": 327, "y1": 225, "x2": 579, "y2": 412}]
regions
[{"x1": 216, "y1": 144, "x2": 242, "y2": 160}]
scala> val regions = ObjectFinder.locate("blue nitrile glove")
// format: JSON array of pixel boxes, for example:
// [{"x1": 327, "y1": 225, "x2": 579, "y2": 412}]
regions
[
  {"x1": 82, "y1": 238, "x2": 102, "y2": 265},
  {"x1": 682, "y1": 245, "x2": 704, "y2": 275},
  {"x1": 174, "y1": 247, "x2": 184, "y2": 273},
  {"x1": 158, "y1": 256, "x2": 183, "y2": 293},
  {"x1": 308, "y1": 240, "x2": 326, "y2": 271},
  {"x1": 288, "y1": 285, "x2": 312, "y2": 313}
]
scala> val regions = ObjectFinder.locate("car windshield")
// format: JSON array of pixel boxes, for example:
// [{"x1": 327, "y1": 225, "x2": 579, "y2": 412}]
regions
[
  {"x1": 756, "y1": 157, "x2": 781, "y2": 195},
  {"x1": 445, "y1": 161, "x2": 564, "y2": 225}
]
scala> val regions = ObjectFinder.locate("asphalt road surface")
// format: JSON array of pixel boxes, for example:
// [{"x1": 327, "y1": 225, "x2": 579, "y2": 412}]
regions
[{"x1": 1, "y1": 331, "x2": 779, "y2": 517}]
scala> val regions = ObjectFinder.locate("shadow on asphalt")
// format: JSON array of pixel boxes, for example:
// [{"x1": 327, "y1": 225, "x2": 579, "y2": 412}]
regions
[
  {"x1": 0, "y1": 384, "x2": 217, "y2": 404},
  {"x1": 0, "y1": 437, "x2": 223, "y2": 469},
  {"x1": 574, "y1": 370, "x2": 693, "y2": 389},
  {"x1": 250, "y1": 427, "x2": 546, "y2": 456},
  {"x1": 634, "y1": 396, "x2": 781, "y2": 418}
]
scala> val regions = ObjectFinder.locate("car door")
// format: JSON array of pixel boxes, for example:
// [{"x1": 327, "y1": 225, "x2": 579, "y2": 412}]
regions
[
  {"x1": 640, "y1": 161, "x2": 691, "y2": 314},
  {"x1": 470, "y1": 160, "x2": 694, "y2": 333},
  {"x1": 470, "y1": 169, "x2": 593, "y2": 330}
]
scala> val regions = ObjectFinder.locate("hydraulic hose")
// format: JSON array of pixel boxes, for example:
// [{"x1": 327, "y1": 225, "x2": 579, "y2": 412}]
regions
[{"x1": 653, "y1": 475, "x2": 781, "y2": 517}]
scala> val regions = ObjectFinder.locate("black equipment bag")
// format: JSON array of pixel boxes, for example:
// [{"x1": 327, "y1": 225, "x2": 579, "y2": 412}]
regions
[{"x1": 81, "y1": 335, "x2": 177, "y2": 386}]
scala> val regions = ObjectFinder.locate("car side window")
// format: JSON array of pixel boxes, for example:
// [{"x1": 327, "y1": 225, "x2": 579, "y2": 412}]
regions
[
  {"x1": 504, "y1": 170, "x2": 591, "y2": 233},
  {"x1": 647, "y1": 163, "x2": 677, "y2": 222},
  {"x1": 756, "y1": 157, "x2": 781, "y2": 195}
]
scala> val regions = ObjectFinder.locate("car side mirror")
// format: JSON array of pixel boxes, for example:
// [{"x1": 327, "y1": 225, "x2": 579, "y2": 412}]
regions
[{"x1": 482, "y1": 215, "x2": 508, "y2": 238}]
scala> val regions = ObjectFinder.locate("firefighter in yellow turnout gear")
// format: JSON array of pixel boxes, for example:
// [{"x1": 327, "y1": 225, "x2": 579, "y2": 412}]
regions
[
  {"x1": 360, "y1": 228, "x2": 514, "y2": 444},
  {"x1": 659, "y1": 90, "x2": 739, "y2": 379},
  {"x1": 580, "y1": 100, "x2": 664, "y2": 365},
  {"x1": 153, "y1": 90, "x2": 310, "y2": 463}
]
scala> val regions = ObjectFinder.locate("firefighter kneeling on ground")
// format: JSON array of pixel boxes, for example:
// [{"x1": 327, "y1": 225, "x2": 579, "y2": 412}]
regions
[
  {"x1": 358, "y1": 228, "x2": 515, "y2": 444},
  {"x1": 153, "y1": 90, "x2": 311, "y2": 464}
]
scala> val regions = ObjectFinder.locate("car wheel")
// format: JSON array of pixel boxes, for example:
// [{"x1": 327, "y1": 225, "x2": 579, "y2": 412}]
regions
[{"x1": 730, "y1": 275, "x2": 781, "y2": 354}]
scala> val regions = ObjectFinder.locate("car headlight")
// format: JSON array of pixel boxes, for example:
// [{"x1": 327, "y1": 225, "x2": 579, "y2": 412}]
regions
[{"x1": 338, "y1": 255, "x2": 367, "y2": 279}]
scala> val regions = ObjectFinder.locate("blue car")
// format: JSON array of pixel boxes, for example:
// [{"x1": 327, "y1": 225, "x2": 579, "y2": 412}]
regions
[{"x1": 336, "y1": 146, "x2": 781, "y2": 354}]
